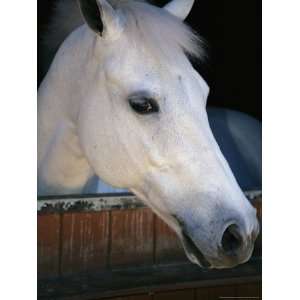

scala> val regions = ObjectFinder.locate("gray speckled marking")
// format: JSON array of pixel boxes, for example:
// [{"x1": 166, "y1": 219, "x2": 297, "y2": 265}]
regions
[
  {"x1": 37, "y1": 194, "x2": 144, "y2": 213},
  {"x1": 37, "y1": 191, "x2": 261, "y2": 214}
]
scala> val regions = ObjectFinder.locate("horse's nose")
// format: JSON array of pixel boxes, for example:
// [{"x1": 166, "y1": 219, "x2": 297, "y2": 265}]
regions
[
  {"x1": 221, "y1": 224, "x2": 243, "y2": 255},
  {"x1": 174, "y1": 211, "x2": 259, "y2": 268},
  {"x1": 220, "y1": 220, "x2": 259, "y2": 261}
]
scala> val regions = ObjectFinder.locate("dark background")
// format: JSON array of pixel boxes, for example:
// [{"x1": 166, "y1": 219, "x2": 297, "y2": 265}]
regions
[{"x1": 38, "y1": 0, "x2": 261, "y2": 120}]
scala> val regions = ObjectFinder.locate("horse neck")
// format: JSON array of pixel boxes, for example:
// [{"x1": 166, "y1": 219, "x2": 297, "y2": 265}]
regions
[{"x1": 38, "y1": 26, "x2": 99, "y2": 195}]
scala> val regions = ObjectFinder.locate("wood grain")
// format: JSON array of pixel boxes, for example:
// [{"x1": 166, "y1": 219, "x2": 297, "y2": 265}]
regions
[
  {"x1": 60, "y1": 211, "x2": 109, "y2": 275},
  {"x1": 196, "y1": 283, "x2": 261, "y2": 300},
  {"x1": 153, "y1": 289, "x2": 195, "y2": 300},
  {"x1": 128, "y1": 295, "x2": 153, "y2": 300},
  {"x1": 38, "y1": 260, "x2": 261, "y2": 299},
  {"x1": 236, "y1": 282, "x2": 261, "y2": 298},
  {"x1": 104, "y1": 297, "x2": 130, "y2": 300},
  {"x1": 154, "y1": 215, "x2": 188, "y2": 264},
  {"x1": 110, "y1": 208, "x2": 154, "y2": 267},
  {"x1": 196, "y1": 285, "x2": 236, "y2": 300},
  {"x1": 82, "y1": 294, "x2": 152, "y2": 300},
  {"x1": 37, "y1": 214, "x2": 61, "y2": 279},
  {"x1": 253, "y1": 196, "x2": 262, "y2": 220},
  {"x1": 195, "y1": 287, "x2": 209, "y2": 300}
]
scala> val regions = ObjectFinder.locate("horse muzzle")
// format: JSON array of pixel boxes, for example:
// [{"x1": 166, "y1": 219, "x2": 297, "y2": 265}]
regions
[{"x1": 177, "y1": 215, "x2": 260, "y2": 269}]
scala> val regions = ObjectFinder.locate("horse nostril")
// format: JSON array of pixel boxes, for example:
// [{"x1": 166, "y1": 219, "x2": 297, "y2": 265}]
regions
[{"x1": 221, "y1": 224, "x2": 243, "y2": 255}]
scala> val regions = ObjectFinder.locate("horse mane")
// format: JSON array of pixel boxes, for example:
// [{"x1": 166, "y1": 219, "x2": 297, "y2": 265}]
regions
[
  {"x1": 115, "y1": 1, "x2": 205, "y2": 62},
  {"x1": 40, "y1": 0, "x2": 204, "y2": 79}
]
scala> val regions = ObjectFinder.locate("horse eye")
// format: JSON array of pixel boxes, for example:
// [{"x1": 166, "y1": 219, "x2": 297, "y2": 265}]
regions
[{"x1": 128, "y1": 96, "x2": 159, "y2": 115}]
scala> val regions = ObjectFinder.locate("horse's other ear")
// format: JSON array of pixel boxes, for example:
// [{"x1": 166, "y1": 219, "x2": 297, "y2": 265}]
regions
[
  {"x1": 78, "y1": 0, "x2": 124, "y2": 39},
  {"x1": 164, "y1": 0, "x2": 195, "y2": 20}
]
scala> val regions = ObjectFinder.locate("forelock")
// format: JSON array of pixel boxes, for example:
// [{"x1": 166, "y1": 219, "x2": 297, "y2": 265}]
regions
[{"x1": 111, "y1": 0, "x2": 205, "y2": 62}]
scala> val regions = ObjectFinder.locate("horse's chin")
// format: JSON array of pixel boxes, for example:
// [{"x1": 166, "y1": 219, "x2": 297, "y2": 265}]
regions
[
  {"x1": 180, "y1": 230, "x2": 253, "y2": 269},
  {"x1": 180, "y1": 230, "x2": 212, "y2": 269}
]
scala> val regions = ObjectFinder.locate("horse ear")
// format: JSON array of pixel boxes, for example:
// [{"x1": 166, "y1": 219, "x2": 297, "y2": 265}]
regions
[
  {"x1": 164, "y1": 0, "x2": 195, "y2": 20},
  {"x1": 78, "y1": 0, "x2": 124, "y2": 39}
]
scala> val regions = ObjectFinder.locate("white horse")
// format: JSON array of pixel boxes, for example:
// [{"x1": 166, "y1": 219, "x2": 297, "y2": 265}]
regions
[{"x1": 38, "y1": 0, "x2": 259, "y2": 269}]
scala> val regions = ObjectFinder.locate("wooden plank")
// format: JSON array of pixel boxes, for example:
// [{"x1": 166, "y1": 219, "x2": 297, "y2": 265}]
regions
[
  {"x1": 154, "y1": 215, "x2": 188, "y2": 264},
  {"x1": 37, "y1": 214, "x2": 61, "y2": 279},
  {"x1": 128, "y1": 295, "x2": 153, "y2": 300},
  {"x1": 38, "y1": 259, "x2": 261, "y2": 299},
  {"x1": 252, "y1": 196, "x2": 262, "y2": 220},
  {"x1": 104, "y1": 297, "x2": 130, "y2": 300},
  {"x1": 236, "y1": 282, "x2": 261, "y2": 298},
  {"x1": 153, "y1": 289, "x2": 195, "y2": 300},
  {"x1": 107, "y1": 295, "x2": 152, "y2": 300},
  {"x1": 110, "y1": 208, "x2": 154, "y2": 267},
  {"x1": 212, "y1": 285, "x2": 236, "y2": 299},
  {"x1": 196, "y1": 285, "x2": 236, "y2": 300},
  {"x1": 197, "y1": 283, "x2": 261, "y2": 300},
  {"x1": 195, "y1": 288, "x2": 209, "y2": 300},
  {"x1": 60, "y1": 211, "x2": 109, "y2": 276},
  {"x1": 82, "y1": 295, "x2": 151, "y2": 300}
]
